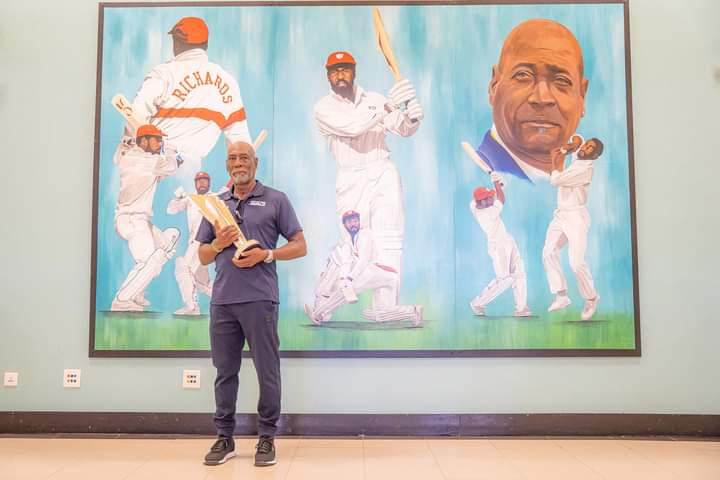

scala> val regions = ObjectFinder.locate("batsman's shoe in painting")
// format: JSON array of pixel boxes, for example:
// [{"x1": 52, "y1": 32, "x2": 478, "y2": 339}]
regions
[
  {"x1": 547, "y1": 294, "x2": 572, "y2": 312},
  {"x1": 581, "y1": 295, "x2": 600, "y2": 321}
]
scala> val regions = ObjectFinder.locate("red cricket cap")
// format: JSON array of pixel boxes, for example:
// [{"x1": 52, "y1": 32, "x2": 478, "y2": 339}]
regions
[
  {"x1": 473, "y1": 187, "x2": 496, "y2": 202},
  {"x1": 169, "y1": 17, "x2": 209, "y2": 45},
  {"x1": 341, "y1": 210, "x2": 360, "y2": 221},
  {"x1": 326, "y1": 51, "x2": 356, "y2": 69},
  {"x1": 194, "y1": 171, "x2": 210, "y2": 181},
  {"x1": 136, "y1": 124, "x2": 166, "y2": 138}
]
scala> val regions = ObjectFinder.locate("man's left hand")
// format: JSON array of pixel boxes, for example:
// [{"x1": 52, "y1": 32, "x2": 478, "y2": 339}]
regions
[{"x1": 232, "y1": 248, "x2": 267, "y2": 268}]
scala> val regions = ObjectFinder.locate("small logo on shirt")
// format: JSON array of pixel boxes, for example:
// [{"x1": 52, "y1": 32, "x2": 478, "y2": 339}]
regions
[
  {"x1": 368, "y1": 105, "x2": 377, "y2": 110},
  {"x1": 249, "y1": 200, "x2": 266, "y2": 207}
]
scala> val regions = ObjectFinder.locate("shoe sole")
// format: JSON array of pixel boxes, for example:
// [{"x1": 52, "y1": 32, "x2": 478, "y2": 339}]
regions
[
  {"x1": 254, "y1": 458, "x2": 277, "y2": 467},
  {"x1": 204, "y1": 451, "x2": 236, "y2": 466}
]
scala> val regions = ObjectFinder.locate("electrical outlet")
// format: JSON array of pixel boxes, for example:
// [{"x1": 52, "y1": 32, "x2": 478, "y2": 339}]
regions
[
  {"x1": 3, "y1": 372, "x2": 19, "y2": 387},
  {"x1": 63, "y1": 369, "x2": 81, "y2": 388},
  {"x1": 182, "y1": 369, "x2": 201, "y2": 389}
]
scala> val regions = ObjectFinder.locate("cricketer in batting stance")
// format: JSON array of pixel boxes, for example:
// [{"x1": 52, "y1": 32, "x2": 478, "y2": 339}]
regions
[
  {"x1": 305, "y1": 211, "x2": 422, "y2": 326},
  {"x1": 111, "y1": 124, "x2": 182, "y2": 312},
  {"x1": 128, "y1": 17, "x2": 252, "y2": 178},
  {"x1": 543, "y1": 136, "x2": 603, "y2": 320},
  {"x1": 469, "y1": 172, "x2": 531, "y2": 317},
  {"x1": 166, "y1": 171, "x2": 214, "y2": 315},
  {"x1": 313, "y1": 51, "x2": 423, "y2": 315}
]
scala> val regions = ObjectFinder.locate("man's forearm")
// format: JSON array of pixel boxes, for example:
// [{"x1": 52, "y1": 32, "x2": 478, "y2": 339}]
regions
[
  {"x1": 272, "y1": 234, "x2": 307, "y2": 261},
  {"x1": 198, "y1": 243, "x2": 220, "y2": 265}
]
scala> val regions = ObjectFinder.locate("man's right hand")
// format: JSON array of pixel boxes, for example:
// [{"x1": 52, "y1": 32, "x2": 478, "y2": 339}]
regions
[{"x1": 213, "y1": 220, "x2": 240, "y2": 250}]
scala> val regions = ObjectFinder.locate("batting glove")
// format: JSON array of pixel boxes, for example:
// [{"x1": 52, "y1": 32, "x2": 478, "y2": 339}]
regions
[
  {"x1": 389, "y1": 79, "x2": 417, "y2": 106},
  {"x1": 406, "y1": 98, "x2": 424, "y2": 121},
  {"x1": 490, "y1": 171, "x2": 505, "y2": 186},
  {"x1": 174, "y1": 187, "x2": 186, "y2": 199}
]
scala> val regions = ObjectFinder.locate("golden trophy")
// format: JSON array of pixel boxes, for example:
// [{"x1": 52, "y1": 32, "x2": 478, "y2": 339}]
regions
[{"x1": 190, "y1": 194, "x2": 261, "y2": 259}]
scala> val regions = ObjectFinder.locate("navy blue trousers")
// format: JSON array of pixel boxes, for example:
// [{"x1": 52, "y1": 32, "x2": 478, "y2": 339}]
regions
[{"x1": 210, "y1": 301, "x2": 281, "y2": 438}]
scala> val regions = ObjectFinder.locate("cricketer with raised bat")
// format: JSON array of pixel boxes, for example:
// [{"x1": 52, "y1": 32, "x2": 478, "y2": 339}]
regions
[{"x1": 313, "y1": 51, "x2": 423, "y2": 320}]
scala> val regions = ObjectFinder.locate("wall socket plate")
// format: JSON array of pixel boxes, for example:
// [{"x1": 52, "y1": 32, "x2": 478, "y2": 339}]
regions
[
  {"x1": 182, "y1": 369, "x2": 201, "y2": 389},
  {"x1": 63, "y1": 369, "x2": 81, "y2": 388},
  {"x1": 3, "y1": 372, "x2": 19, "y2": 387}
]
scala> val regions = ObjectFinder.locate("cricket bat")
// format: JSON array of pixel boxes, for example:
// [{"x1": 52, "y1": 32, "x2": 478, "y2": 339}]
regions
[
  {"x1": 111, "y1": 93, "x2": 144, "y2": 133},
  {"x1": 461, "y1": 141, "x2": 493, "y2": 174},
  {"x1": 372, "y1": 8, "x2": 402, "y2": 82},
  {"x1": 253, "y1": 129, "x2": 268, "y2": 151}
]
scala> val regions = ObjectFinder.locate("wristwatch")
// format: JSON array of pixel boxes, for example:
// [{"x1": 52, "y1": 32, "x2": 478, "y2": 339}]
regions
[{"x1": 263, "y1": 249, "x2": 274, "y2": 263}]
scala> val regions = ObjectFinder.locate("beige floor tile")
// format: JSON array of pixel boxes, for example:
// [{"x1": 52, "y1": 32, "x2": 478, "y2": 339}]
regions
[
  {"x1": 622, "y1": 440, "x2": 720, "y2": 480},
  {"x1": 428, "y1": 439, "x2": 525, "y2": 479},
  {"x1": 554, "y1": 439, "x2": 678, "y2": 480},
  {"x1": 297, "y1": 437, "x2": 363, "y2": 448},
  {"x1": 364, "y1": 444, "x2": 445, "y2": 480},
  {"x1": 490, "y1": 439, "x2": 603, "y2": 480},
  {"x1": 286, "y1": 446, "x2": 364, "y2": 480}
]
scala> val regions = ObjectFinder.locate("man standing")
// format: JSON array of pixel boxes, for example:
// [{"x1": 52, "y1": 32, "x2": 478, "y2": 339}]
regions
[
  {"x1": 469, "y1": 173, "x2": 531, "y2": 317},
  {"x1": 167, "y1": 171, "x2": 213, "y2": 315},
  {"x1": 313, "y1": 50, "x2": 423, "y2": 317},
  {"x1": 542, "y1": 137, "x2": 603, "y2": 320},
  {"x1": 197, "y1": 142, "x2": 306, "y2": 467},
  {"x1": 130, "y1": 17, "x2": 252, "y2": 177},
  {"x1": 474, "y1": 19, "x2": 589, "y2": 182},
  {"x1": 111, "y1": 124, "x2": 181, "y2": 312},
  {"x1": 305, "y1": 211, "x2": 422, "y2": 326}
]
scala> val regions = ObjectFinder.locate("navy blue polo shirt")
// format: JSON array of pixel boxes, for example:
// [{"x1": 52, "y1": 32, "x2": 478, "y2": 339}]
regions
[{"x1": 196, "y1": 181, "x2": 302, "y2": 305}]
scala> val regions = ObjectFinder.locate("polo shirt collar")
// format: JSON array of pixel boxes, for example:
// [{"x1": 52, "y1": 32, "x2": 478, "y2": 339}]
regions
[{"x1": 220, "y1": 180, "x2": 265, "y2": 200}]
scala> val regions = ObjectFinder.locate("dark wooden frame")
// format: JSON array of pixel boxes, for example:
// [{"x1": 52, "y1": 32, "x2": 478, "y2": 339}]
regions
[{"x1": 89, "y1": 0, "x2": 639, "y2": 358}]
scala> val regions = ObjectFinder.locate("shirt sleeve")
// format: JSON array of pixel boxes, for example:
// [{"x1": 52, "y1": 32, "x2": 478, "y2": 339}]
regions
[
  {"x1": 131, "y1": 68, "x2": 166, "y2": 124},
  {"x1": 195, "y1": 217, "x2": 216, "y2": 244},
  {"x1": 550, "y1": 161, "x2": 594, "y2": 187},
  {"x1": 276, "y1": 193, "x2": 303, "y2": 241},
  {"x1": 314, "y1": 99, "x2": 383, "y2": 137},
  {"x1": 383, "y1": 104, "x2": 421, "y2": 138},
  {"x1": 222, "y1": 79, "x2": 252, "y2": 145}
]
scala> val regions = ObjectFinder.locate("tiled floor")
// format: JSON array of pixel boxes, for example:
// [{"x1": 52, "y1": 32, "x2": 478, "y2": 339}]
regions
[{"x1": 0, "y1": 436, "x2": 718, "y2": 479}]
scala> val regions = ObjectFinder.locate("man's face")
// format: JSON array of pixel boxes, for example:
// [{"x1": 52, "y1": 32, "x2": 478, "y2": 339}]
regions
[
  {"x1": 489, "y1": 21, "x2": 588, "y2": 160},
  {"x1": 194, "y1": 178, "x2": 210, "y2": 194},
  {"x1": 475, "y1": 197, "x2": 494, "y2": 209},
  {"x1": 578, "y1": 140, "x2": 598, "y2": 160},
  {"x1": 327, "y1": 64, "x2": 355, "y2": 98},
  {"x1": 137, "y1": 135, "x2": 163, "y2": 154},
  {"x1": 226, "y1": 145, "x2": 258, "y2": 187},
  {"x1": 343, "y1": 216, "x2": 360, "y2": 235}
]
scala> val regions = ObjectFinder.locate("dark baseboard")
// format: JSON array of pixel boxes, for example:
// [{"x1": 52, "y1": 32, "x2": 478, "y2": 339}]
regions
[{"x1": 1, "y1": 412, "x2": 718, "y2": 437}]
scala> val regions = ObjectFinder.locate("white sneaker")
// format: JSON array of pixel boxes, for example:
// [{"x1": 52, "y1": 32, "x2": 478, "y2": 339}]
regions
[
  {"x1": 411, "y1": 305, "x2": 423, "y2": 327},
  {"x1": 548, "y1": 295, "x2": 571, "y2": 312},
  {"x1": 175, "y1": 304, "x2": 200, "y2": 316},
  {"x1": 304, "y1": 304, "x2": 322, "y2": 325},
  {"x1": 514, "y1": 307, "x2": 532, "y2": 317},
  {"x1": 470, "y1": 298, "x2": 485, "y2": 316},
  {"x1": 111, "y1": 298, "x2": 143, "y2": 312},
  {"x1": 134, "y1": 294, "x2": 150, "y2": 307},
  {"x1": 581, "y1": 295, "x2": 600, "y2": 320}
]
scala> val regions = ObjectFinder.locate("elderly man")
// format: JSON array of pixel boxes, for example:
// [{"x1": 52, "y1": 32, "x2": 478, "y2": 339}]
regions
[
  {"x1": 197, "y1": 142, "x2": 306, "y2": 467},
  {"x1": 475, "y1": 19, "x2": 589, "y2": 182}
]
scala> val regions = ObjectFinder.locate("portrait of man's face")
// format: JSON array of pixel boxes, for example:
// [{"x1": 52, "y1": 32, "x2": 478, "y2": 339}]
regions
[{"x1": 489, "y1": 19, "x2": 589, "y2": 170}]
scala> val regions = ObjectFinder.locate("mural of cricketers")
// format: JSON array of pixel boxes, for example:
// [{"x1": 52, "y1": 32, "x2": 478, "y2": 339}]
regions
[
  {"x1": 111, "y1": 124, "x2": 182, "y2": 312},
  {"x1": 543, "y1": 136, "x2": 604, "y2": 320},
  {"x1": 305, "y1": 211, "x2": 422, "y2": 326},
  {"x1": 469, "y1": 173, "x2": 531, "y2": 317},
  {"x1": 472, "y1": 19, "x2": 589, "y2": 182},
  {"x1": 313, "y1": 50, "x2": 423, "y2": 319},
  {"x1": 166, "y1": 171, "x2": 214, "y2": 315},
  {"x1": 126, "y1": 16, "x2": 252, "y2": 177}
]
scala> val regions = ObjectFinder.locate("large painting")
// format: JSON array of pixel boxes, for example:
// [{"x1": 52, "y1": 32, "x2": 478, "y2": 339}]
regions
[{"x1": 90, "y1": 0, "x2": 639, "y2": 357}]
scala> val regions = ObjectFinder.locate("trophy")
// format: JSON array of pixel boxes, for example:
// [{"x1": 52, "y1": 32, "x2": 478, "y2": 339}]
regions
[{"x1": 190, "y1": 194, "x2": 261, "y2": 259}]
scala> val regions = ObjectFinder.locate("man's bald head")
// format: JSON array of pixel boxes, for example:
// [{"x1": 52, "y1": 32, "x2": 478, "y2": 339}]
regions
[
  {"x1": 489, "y1": 19, "x2": 589, "y2": 173},
  {"x1": 497, "y1": 19, "x2": 584, "y2": 78}
]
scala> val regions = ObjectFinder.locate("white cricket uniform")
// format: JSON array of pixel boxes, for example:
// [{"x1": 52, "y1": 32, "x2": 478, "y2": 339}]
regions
[
  {"x1": 313, "y1": 229, "x2": 419, "y2": 323},
  {"x1": 130, "y1": 48, "x2": 252, "y2": 179},
  {"x1": 167, "y1": 192, "x2": 213, "y2": 310},
  {"x1": 542, "y1": 156, "x2": 598, "y2": 300},
  {"x1": 469, "y1": 199, "x2": 528, "y2": 311},
  {"x1": 113, "y1": 144, "x2": 180, "y2": 308},
  {"x1": 314, "y1": 85, "x2": 420, "y2": 308}
]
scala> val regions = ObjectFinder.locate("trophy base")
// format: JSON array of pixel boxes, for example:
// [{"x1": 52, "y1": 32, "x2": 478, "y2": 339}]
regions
[{"x1": 233, "y1": 239, "x2": 262, "y2": 259}]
